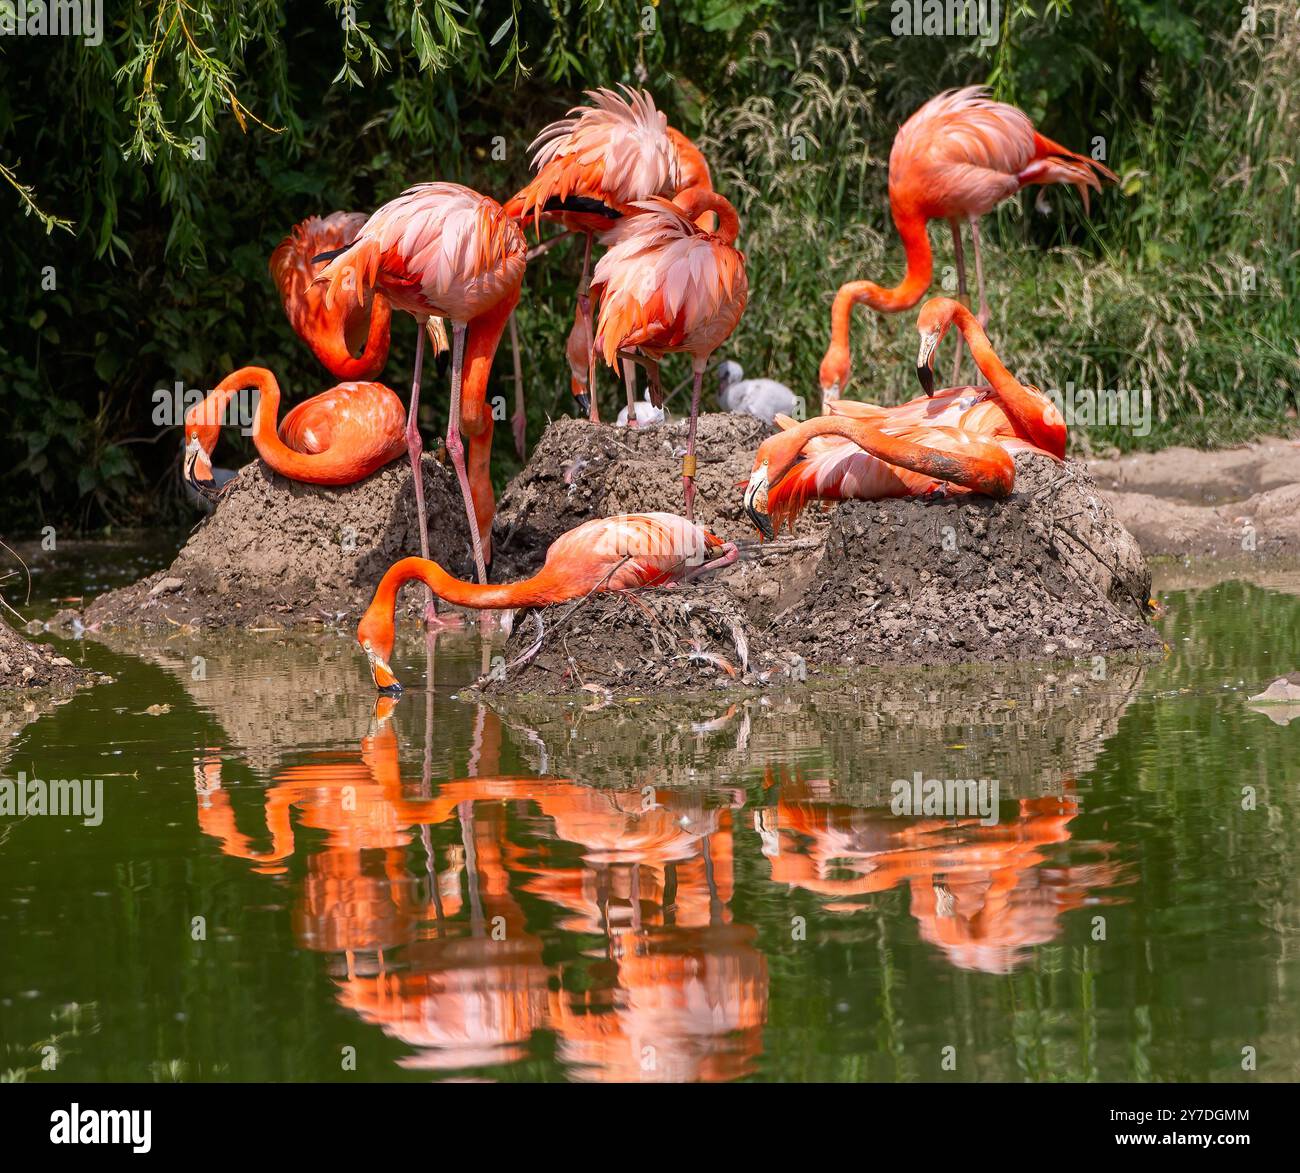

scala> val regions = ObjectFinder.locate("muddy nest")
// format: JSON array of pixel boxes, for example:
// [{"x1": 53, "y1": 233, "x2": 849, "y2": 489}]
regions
[
  {"x1": 477, "y1": 584, "x2": 787, "y2": 695},
  {"x1": 776, "y1": 453, "x2": 1160, "y2": 665},
  {"x1": 84, "y1": 457, "x2": 474, "y2": 631},
  {"x1": 493, "y1": 412, "x2": 771, "y2": 576},
  {"x1": 0, "y1": 619, "x2": 99, "y2": 694},
  {"x1": 479, "y1": 453, "x2": 1159, "y2": 695}
]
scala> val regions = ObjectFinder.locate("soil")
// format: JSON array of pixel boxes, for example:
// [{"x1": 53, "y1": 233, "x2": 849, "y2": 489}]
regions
[
  {"x1": 1088, "y1": 437, "x2": 1300, "y2": 559},
  {"x1": 83, "y1": 456, "x2": 474, "y2": 631},
  {"x1": 0, "y1": 619, "x2": 98, "y2": 694},
  {"x1": 477, "y1": 449, "x2": 1161, "y2": 695}
]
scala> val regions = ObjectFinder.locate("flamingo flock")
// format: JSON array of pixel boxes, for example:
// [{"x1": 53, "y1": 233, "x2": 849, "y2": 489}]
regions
[{"x1": 179, "y1": 85, "x2": 1115, "y2": 680}]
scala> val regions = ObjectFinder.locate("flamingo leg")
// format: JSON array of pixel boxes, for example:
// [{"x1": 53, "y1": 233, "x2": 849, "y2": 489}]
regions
[
  {"x1": 508, "y1": 311, "x2": 526, "y2": 460},
  {"x1": 949, "y1": 220, "x2": 968, "y2": 386},
  {"x1": 446, "y1": 322, "x2": 490, "y2": 587},
  {"x1": 576, "y1": 232, "x2": 599, "y2": 422},
  {"x1": 406, "y1": 320, "x2": 440, "y2": 626},
  {"x1": 682, "y1": 359, "x2": 706, "y2": 521},
  {"x1": 621, "y1": 357, "x2": 639, "y2": 428},
  {"x1": 970, "y1": 218, "x2": 990, "y2": 328}
]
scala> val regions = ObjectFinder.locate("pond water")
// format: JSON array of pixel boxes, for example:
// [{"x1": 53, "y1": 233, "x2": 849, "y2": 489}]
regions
[{"x1": 2, "y1": 542, "x2": 1298, "y2": 1082}]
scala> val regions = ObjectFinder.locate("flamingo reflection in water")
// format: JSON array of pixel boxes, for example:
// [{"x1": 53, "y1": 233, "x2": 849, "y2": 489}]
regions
[
  {"x1": 191, "y1": 701, "x2": 766, "y2": 1080},
  {"x1": 753, "y1": 767, "x2": 1131, "y2": 974}
]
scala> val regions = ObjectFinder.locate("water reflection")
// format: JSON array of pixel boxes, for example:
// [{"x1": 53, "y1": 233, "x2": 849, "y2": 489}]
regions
[{"x1": 159, "y1": 630, "x2": 1150, "y2": 1079}]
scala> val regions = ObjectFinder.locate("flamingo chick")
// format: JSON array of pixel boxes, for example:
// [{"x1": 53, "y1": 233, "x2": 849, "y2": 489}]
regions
[
  {"x1": 357, "y1": 512, "x2": 739, "y2": 692},
  {"x1": 314, "y1": 183, "x2": 526, "y2": 595},
  {"x1": 183, "y1": 367, "x2": 405, "y2": 494},
  {"x1": 820, "y1": 86, "x2": 1117, "y2": 400},
  {"x1": 716, "y1": 361, "x2": 798, "y2": 424},
  {"x1": 592, "y1": 189, "x2": 748, "y2": 520}
]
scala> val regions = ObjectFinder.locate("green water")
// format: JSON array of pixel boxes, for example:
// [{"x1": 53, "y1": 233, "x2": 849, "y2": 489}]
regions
[{"x1": 2, "y1": 545, "x2": 1299, "y2": 1083}]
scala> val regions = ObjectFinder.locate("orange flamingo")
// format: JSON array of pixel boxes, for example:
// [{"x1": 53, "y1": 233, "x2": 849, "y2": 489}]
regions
[
  {"x1": 592, "y1": 189, "x2": 748, "y2": 520},
  {"x1": 182, "y1": 366, "x2": 406, "y2": 493},
  {"x1": 269, "y1": 212, "x2": 393, "y2": 380},
  {"x1": 356, "y1": 512, "x2": 739, "y2": 691},
  {"x1": 820, "y1": 86, "x2": 1117, "y2": 401},
  {"x1": 314, "y1": 183, "x2": 526, "y2": 597},
  {"x1": 745, "y1": 297, "x2": 1065, "y2": 535}
]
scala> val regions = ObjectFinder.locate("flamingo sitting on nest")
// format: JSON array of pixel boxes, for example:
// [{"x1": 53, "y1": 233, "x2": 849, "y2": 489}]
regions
[
  {"x1": 743, "y1": 297, "x2": 1065, "y2": 538},
  {"x1": 356, "y1": 513, "x2": 739, "y2": 692},
  {"x1": 592, "y1": 188, "x2": 748, "y2": 521},
  {"x1": 183, "y1": 367, "x2": 406, "y2": 494},
  {"x1": 820, "y1": 86, "x2": 1117, "y2": 401}
]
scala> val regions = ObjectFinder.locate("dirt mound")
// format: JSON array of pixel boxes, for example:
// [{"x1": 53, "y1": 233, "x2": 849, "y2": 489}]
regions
[
  {"x1": 84, "y1": 457, "x2": 474, "y2": 630},
  {"x1": 0, "y1": 619, "x2": 100, "y2": 694},
  {"x1": 1089, "y1": 437, "x2": 1300, "y2": 559},
  {"x1": 777, "y1": 453, "x2": 1159, "y2": 666},
  {"x1": 492, "y1": 413, "x2": 771, "y2": 576},
  {"x1": 477, "y1": 453, "x2": 1159, "y2": 695},
  {"x1": 474, "y1": 583, "x2": 794, "y2": 696}
]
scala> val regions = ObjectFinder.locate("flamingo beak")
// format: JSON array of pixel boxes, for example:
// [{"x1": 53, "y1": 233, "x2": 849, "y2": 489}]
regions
[
  {"x1": 821, "y1": 381, "x2": 841, "y2": 412},
  {"x1": 916, "y1": 330, "x2": 940, "y2": 396},
  {"x1": 743, "y1": 464, "x2": 775, "y2": 542},
  {"x1": 183, "y1": 435, "x2": 218, "y2": 498},
  {"x1": 364, "y1": 645, "x2": 402, "y2": 695},
  {"x1": 573, "y1": 392, "x2": 591, "y2": 418}
]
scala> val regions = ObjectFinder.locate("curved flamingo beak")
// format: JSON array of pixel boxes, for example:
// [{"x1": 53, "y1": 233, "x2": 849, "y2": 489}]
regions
[
  {"x1": 743, "y1": 464, "x2": 775, "y2": 542},
  {"x1": 183, "y1": 435, "x2": 218, "y2": 498},
  {"x1": 363, "y1": 644, "x2": 402, "y2": 694},
  {"x1": 916, "y1": 329, "x2": 941, "y2": 396}
]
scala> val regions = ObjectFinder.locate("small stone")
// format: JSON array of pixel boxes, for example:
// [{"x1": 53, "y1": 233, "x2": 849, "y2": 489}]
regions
[{"x1": 149, "y1": 577, "x2": 185, "y2": 597}]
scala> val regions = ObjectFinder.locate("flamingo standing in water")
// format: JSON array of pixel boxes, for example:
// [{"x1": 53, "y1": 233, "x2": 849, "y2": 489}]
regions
[
  {"x1": 270, "y1": 212, "x2": 394, "y2": 380},
  {"x1": 356, "y1": 513, "x2": 739, "y2": 692},
  {"x1": 744, "y1": 297, "x2": 1065, "y2": 537},
  {"x1": 314, "y1": 183, "x2": 526, "y2": 595},
  {"x1": 183, "y1": 367, "x2": 406, "y2": 493},
  {"x1": 592, "y1": 189, "x2": 748, "y2": 521},
  {"x1": 820, "y1": 86, "x2": 1117, "y2": 402}
]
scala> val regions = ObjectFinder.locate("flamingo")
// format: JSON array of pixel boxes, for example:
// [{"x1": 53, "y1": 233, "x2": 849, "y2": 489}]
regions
[
  {"x1": 314, "y1": 183, "x2": 526, "y2": 596},
  {"x1": 745, "y1": 297, "x2": 1065, "y2": 536},
  {"x1": 716, "y1": 361, "x2": 799, "y2": 424},
  {"x1": 592, "y1": 188, "x2": 748, "y2": 521},
  {"x1": 269, "y1": 212, "x2": 393, "y2": 380},
  {"x1": 356, "y1": 513, "x2": 739, "y2": 692},
  {"x1": 182, "y1": 367, "x2": 405, "y2": 493},
  {"x1": 505, "y1": 89, "x2": 717, "y2": 423},
  {"x1": 819, "y1": 86, "x2": 1117, "y2": 401}
]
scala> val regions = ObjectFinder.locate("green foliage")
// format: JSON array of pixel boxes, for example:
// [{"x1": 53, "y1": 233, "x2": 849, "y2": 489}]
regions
[{"x1": 0, "y1": 0, "x2": 1296, "y2": 532}]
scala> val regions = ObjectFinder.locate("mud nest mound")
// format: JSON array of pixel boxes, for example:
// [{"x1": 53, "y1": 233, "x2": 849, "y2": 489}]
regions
[
  {"x1": 85, "y1": 457, "x2": 473, "y2": 630},
  {"x1": 493, "y1": 412, "x2": 771, "y2": 577},
  {"x1": 474, "y1": 583, "x2": 788, "y2": 696},
  {"x1": 0, "y1": 620, "x2": 98, "y2": 694},
  {"x1": 774, "y1": 453, "x2": 1160, "y2": 666},
  {"x1": 478, "y1": 452, "x2": 1159, "y2": 695}
]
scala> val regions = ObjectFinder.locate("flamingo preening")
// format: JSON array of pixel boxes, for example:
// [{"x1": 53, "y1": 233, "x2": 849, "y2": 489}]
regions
[
  {"x1": 592, "y1": 188, "x2": 748, "y2": 521},
  {"x1": 744, "y1": 297, "x2": 1064, "y2": 537},
  {"x1": 356, "y1": 513, "x2": 739, "y2": 692},
  {"x1": 182, "y1": 367, "x2": 406, "y2": 494},
  {"x1": 314, "y1": 183, "x2": 526, "y2": 597},
  {"x1": 269, "y1": 212, "x2": 393, "y2": 380},
  {"x1": 819, "y1": 86, "x2": 1117, "y2": 401}
]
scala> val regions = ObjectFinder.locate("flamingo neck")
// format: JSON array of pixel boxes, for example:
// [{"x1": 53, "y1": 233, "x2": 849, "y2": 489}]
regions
[
  {"x1": 187, "y1": 367, "x2": 275, "y2": 455},
  {"x1": 245, "y1": 374, "x2": 328, "y2": 481},
  {"x1": 367, "y1": 557, "x2": 569, "y2": 621},
  {"x1": 951, "y1": 305, "x2": 1066, "y2": 458},
  {"x1": 316, "y1": 295, "x2": 391, "y2": 381},
  {"x1": 674, "y1": 188, "x2": 740, "y2": 243}
]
